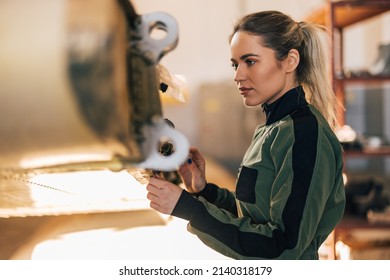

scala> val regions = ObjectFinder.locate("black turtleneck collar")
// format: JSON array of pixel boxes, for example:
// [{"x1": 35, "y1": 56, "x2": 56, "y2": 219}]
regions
[{"x1": 262, "y1": 86, "x2": 308, "y2": 125}]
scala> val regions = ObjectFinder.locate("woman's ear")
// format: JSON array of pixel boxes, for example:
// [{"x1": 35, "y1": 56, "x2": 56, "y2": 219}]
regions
[{"x1": 285, "y1": 49, "x2": 300, "y2": 73}]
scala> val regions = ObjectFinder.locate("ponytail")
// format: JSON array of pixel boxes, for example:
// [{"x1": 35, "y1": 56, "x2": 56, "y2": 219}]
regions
[{"x1": 298, "y1": 22, "x2": 340, "y2": 130}]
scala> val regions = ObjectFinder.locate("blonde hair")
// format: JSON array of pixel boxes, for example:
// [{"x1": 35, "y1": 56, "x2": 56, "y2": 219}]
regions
[{"x1": 230, "y1": 11, "x2": 340, "y2": 130}]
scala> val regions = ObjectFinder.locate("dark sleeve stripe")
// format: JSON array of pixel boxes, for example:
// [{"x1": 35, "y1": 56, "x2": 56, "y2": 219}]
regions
[
  {"x1": 194, "y1": 183, "x2": 219, "y2": 202},
  {"x1": 282, "y1": 106, "x2": 318, "y2": 248},
  {"x1": 188, "y1": 106, "x2": 319, "y2": 259}
]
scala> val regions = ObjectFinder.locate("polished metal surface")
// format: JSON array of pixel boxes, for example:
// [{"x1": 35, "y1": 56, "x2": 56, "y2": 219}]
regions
[{"x1": 0, "y1": 0, "x2": 188, "y2": 175}]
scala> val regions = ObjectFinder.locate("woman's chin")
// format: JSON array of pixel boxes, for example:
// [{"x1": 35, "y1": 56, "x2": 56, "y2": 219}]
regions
[{"x1": 243, "y1": 98, "x2": 260, "y2": 107}]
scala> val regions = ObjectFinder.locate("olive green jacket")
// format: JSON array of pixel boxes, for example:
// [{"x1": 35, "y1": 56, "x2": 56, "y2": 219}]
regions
[{"x1": 172, "y1": 86, "x2": 346, "y2": 259}]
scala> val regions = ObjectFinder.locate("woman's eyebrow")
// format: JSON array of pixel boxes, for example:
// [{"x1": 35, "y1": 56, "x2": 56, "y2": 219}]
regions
[
  {"x1": 240, "y1": 53, "x2": 259, "y2": 60},
  {"x1": 231, "y1": 53, "x2": 260, "y2": 62}
]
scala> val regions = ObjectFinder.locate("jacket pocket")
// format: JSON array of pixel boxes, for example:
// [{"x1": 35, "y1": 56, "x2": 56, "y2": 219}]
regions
[{"x1": 236, "y1": 166, "x2": 258, "y2": 203}]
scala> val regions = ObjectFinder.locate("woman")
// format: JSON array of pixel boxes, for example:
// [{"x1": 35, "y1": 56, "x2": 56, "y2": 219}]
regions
[{"x1": 146, "y1": 10, "x2": 345, "y2": 260}]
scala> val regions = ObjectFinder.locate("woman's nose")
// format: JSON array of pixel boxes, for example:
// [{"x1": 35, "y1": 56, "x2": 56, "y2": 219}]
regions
[{"x1": 234, "y1": 65, "x2": 246, "y2": 82}]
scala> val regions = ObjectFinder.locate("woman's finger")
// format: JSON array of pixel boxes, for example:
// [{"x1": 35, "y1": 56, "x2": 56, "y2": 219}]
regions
[
  {"x1": 146, "y1": 182, "x2": 161, "y2": 195},
  {"x1": 149, "y1": 201, "x2": 161, "y2": 211},
  {"x1": 146, "y1": 191, "x2": 159, "y2": 201}
]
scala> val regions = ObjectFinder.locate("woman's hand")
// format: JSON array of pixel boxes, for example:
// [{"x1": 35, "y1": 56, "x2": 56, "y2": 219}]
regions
[
  {"x1": 146, "y1": 176, "x2": 183, "y2": 214},
  {"x1": 146, "y1": 147, "x2": 207, "y2": 214},
  {"x1": 178, "y1": 147, "x2": 207, "y2": 193}
]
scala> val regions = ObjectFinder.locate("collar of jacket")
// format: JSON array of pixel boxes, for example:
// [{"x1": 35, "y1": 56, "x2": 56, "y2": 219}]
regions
[{"x1": 262, "y1": 85, "x2": 308, "y2": 125}]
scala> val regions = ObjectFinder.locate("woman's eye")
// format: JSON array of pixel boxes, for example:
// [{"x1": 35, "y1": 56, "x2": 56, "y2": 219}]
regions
[
  {"x1": 245, "y1": 59, "x2": 255, "y2": 66},
  {"x1": 231, "y1": 59, "x2": 255, "y2": 70}
]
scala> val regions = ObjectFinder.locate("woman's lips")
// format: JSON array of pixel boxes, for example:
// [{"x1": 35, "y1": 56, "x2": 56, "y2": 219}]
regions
[{"x1": 239, "y1": 87, "x2": 252, "y2": 96}]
